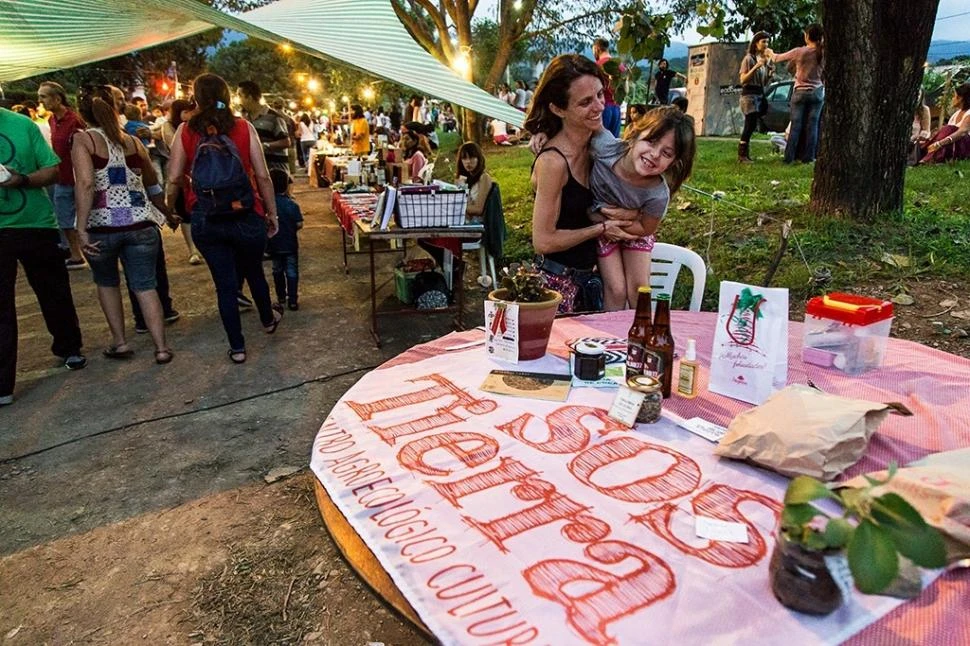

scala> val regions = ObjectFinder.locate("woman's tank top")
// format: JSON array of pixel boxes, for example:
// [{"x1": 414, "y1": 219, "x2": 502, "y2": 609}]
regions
[{"x1": 533, "y1": 147, "x2": 595, "y2": 270}]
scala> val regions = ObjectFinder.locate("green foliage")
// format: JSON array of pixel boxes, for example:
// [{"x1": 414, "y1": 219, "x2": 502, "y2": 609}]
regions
[
  {"x1": 483, "y1": 137, "x2": 970, "y2": 312},
  {"x1": 499, "y1": 263, "x2": 550, "y2": 302},
  {"x1": 606, "y1": 9, "x2": 674, "y2": 105},
  {"x1": 673, "y1": 0, "x2": 818, "y2": 50},
  {"x1": 780, "y1": 468, "x2": 947, "y2": 595}
]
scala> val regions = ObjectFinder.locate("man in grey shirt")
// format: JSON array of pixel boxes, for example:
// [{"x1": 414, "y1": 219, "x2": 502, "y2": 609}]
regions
[{"x1": 237, "y1": 80, "x2": 291, "y2": 175}]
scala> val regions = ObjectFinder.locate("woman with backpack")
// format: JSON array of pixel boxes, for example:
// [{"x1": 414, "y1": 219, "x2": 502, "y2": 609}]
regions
[
  {"x1": 165, "y1": 73, "x2": 282, "y2": 364},
  {"x1": 72, "y1": 84, "x2": 175, "y2": 365}
]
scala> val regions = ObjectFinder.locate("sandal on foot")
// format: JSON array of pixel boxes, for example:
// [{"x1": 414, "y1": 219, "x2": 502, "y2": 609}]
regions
[
  {"x1": 103, "y1": 345, "x2": 134, "y2": 359},
  {"x1": 264, "y1": 308, "x2": 283, "y2": 335},
  {"x1": 154, "y1": 349, "x2": 174, "y2": 365},
  {"x1": 228, "y1": 349, "x2": 247, "y2": 364}
]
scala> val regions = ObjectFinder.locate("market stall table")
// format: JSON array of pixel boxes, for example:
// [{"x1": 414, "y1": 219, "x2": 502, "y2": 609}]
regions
[
  {"x1": 353, "y1": 219, "x2": 483, "y2": 347},
  {"x1": 330, "y1": 191, "x2": 404, "y2": 272},
  {"x1": 311, "y1": 311, "x2": 970, "y2": 645}
]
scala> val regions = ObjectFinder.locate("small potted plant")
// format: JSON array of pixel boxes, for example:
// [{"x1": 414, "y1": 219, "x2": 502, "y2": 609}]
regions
[
  {"x1": 488, "y1": 263, "x2": 562, "y2": 360},
  {"x1": 771, "y1": 465, "x2": 947, "y2": 615}
]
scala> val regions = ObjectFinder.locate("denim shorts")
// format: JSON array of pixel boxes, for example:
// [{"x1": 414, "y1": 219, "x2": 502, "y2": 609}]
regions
[
  {"x1": 84, "y1": 226, "x2": 160, "y2": 291},
  {"x1": 52, "y1": 184, "x2": 76, "y2": 229}
]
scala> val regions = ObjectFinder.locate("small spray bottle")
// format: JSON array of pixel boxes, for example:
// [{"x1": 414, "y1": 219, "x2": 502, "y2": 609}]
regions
[{"x1": 677, "y1": 338, "x2": 699, "y2": 399}]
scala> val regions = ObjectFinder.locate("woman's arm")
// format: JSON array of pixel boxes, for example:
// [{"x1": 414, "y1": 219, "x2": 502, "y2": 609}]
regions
[
  {"x1": 246, "y1": 121, "x2": 279, "y2": 237},
  {"x1": 71, "y1": 132, "x2": 98, "y2": 253},
  {"x1": 770, "y1": 47, "x2": 798, "y2": 64},
  {"x1": 739, "y1": 55, "x2": 767, "y2": 85},
  {"x1": 165, "y1": 124, "x2": 187, "y2": 212},
  {"x1": 131, "y1": 136, "x2": 171, "y2": 218},
  {"x1": 532, "y1": 154, "x2": 615, "y2": 254},
  {"x1": 466, "y1": 173, "x2": 493, "y2": 217}
]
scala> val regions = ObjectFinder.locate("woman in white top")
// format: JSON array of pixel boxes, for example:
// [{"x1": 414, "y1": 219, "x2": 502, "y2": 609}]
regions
[
  {"x1": 920, "y1": 83, "x2": 970, "y2": 164},
  {"x1": 298, "y1": 114, "x2": 316, "y2": 168}
]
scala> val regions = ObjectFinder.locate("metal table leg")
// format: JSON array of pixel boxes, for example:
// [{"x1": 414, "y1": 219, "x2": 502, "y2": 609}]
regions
[{"x1": 368, "y1": 237, "x2": 381, "y2": 347}]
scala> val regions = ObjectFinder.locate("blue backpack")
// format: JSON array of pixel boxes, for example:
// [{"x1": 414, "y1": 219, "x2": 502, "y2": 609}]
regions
[{"x1": 190, "y1": 132, "x2": 255, "y2": 217}]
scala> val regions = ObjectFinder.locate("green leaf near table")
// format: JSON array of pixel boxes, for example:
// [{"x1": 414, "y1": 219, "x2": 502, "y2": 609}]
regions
[{"x1": 848, "y1": 520, "x2": 900, "y2": 594}]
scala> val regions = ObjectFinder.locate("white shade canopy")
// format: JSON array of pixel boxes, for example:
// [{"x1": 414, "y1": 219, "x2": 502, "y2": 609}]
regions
[{"x1": 0, "y1": 0, "x2": 526, "y2": 126}]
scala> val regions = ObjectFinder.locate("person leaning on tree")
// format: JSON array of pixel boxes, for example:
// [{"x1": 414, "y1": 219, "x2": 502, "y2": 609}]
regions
[{"x1": 1, "y1": 107, "x2": 87, "y2": 407}]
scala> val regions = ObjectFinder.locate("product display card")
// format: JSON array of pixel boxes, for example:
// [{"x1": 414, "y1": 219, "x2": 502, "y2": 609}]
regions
[
  {"x1": 479, "y1": 370, "x2": 571, "y2": 402},
  {"x1": 695, "y1": 516, "x2": 749, "y2": 543},
  {"x1": 484, "y1": 300, "x2": 519, "y2": 363},
  {"x1": 607, "y1": 386, "x2": 647, "y2": 428}
]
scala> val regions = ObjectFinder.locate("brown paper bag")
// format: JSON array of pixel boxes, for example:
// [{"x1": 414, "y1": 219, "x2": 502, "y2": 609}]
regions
[
  {"x1": 714, "y1": 384, "x2": 890, "y2": 480},
  {"x1": 843, "y1": 448, "x2": 970, "y2": 560}
]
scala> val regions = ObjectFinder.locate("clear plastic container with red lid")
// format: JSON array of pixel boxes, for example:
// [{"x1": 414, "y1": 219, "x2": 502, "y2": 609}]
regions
[{"x1": 803, "y1": 293, "x2": 894, "y2": 375}]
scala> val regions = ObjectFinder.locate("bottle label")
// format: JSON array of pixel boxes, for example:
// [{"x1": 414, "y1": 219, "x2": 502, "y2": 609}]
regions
[
  {"x1": 643, "y1": 349, "x2": 664, "y2": 379},
  {"x1": 626, "y1": 342, "x2": 645, "y2": 377},
  {"x1": 678, "y1": 363, "x2": 696, "y2": 395}
]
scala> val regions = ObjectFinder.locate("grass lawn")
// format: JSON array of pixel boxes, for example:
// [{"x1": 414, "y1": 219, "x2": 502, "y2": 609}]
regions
[{"x1": 435, "y1": 134, "x2": 970, "y2": 311}]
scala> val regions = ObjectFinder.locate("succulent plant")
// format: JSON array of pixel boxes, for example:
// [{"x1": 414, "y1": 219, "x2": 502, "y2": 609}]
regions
[{"x1": 499, "y1": 263, "x2": 551, "y2": 303}]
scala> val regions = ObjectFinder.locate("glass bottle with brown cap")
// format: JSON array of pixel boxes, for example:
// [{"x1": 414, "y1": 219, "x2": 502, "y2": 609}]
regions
[
  {"x1": 626, "y1": 286, "x2": 653, "y2": 380},
  {"x1": 646, "y1": 293, "x2": 675, "y2": 398}
]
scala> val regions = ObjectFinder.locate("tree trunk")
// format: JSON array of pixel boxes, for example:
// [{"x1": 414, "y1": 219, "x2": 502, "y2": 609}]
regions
[
  {"x1": 462, "y1": 109, "x2": 482, "y2": 146},
  {"x1": 810, "y1": 0, "x2": 939, "y2": 221}
]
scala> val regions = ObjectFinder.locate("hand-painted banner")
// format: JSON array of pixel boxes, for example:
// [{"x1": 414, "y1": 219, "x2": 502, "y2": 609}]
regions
[{"x1": 311, "y1": 313, "x2": 966, "y2": 645}]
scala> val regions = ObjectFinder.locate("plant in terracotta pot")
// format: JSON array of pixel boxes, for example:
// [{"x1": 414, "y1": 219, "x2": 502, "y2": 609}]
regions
[
  {"x1": 488, "y1": 263, "x2": 562, "y2": 360},
  {"x1": 771, "y1": 465, "x2": 947, "y2": 615}
]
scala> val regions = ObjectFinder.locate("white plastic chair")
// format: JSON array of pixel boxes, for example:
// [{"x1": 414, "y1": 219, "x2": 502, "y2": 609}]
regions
[
  {"x1": 649, "y1": 242, "x2": 707, "y2": 311},
  {"x1": 461, "y1": 240, "x2": 498, "y2": 288},
  {"x1": 418, "y1": 162, "x2": 435, "y2": 184}
]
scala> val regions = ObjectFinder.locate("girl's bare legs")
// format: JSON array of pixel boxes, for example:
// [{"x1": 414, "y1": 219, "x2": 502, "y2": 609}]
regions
[
  {"x1": 622, "y1": 248, "x2": 653, "y2": 310},
  {"x1": 599, "y1": 251, "x2": 628, "y2": 311}
]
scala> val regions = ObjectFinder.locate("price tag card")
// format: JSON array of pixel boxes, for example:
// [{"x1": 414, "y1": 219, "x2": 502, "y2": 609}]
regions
[
  {"x1": 695, "y1": 516, "x2": 749, "y2": 543},
  {"x1": 679, "y1": 417, "x2": 728, "y2": 443},
  {"x1": 824, "y1": 553, "x2": 854, "y2": 600},
  {"x1": 607, "y1": 387, "x2": 646, "y2": 428},
  {"x1": 484, "y1": 301, "x2": 519, "y2": 363}
]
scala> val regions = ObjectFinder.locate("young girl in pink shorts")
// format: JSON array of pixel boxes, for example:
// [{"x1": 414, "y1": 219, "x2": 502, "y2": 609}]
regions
[{"x1": 588, "y1": 106, "x2": 696, "y2": 310}]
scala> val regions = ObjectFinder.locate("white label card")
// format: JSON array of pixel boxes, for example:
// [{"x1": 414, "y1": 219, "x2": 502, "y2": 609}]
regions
[
  {"x1": 695, "y1": 516, "x2": 749, "y2": 543},
  {"x1": 824, "y1": 553, "x2": 854, "y2": 600},
  {"x1": 607, "y1": 387, "x2": 646, "y2": 428},
  {"x1": 680, "y1": 417, "x2": 728, "y2": 443},
  {"x1": 484, "y1": 301, "x2": 519, "y2": 363}
]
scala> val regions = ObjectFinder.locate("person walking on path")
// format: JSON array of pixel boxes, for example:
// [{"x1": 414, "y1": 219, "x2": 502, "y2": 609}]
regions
[
  {"x1": 1, "y1": 107, "x2": 87, "y2": 406},
  {"x1": 267, "y1": 169, "x2": 303, "y2": 311},
  {"x1": 237, "y1": 81, "x2": 291, "y2": 176},
  {"x1": 37, "y1": 81, "x2": 88, "y2": 269},
  {"x1": 167, "y1": 74, "x2": 282, "y2": 365},
  {"x1": 72, "y1": 85, "x2": 174, "y2": 365},
  {"x1": 771, "y1": 24, "x2": 825, "y2": 164},
  {"x1": 737, "y1": 32, "x2": 774, "y2": 163},
  {"x1": 104, "y1": 85, "x2": 181, "y2": 332}
]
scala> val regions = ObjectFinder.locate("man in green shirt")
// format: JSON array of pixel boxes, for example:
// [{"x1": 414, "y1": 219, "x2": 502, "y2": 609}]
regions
[{"x1": 1, "y1": 107, "x2": 86, "y2": 406}]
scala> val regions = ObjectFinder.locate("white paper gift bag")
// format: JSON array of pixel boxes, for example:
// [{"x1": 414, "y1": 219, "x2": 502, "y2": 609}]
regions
[{"x1": 708, "y1": 281, "x2": 789, "y2": 405}]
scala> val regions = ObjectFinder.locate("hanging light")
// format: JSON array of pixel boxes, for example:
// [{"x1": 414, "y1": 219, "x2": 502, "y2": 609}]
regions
[
  {"x1": 361, "y1": 86, "x2": 376, "y2": 101},
  {"x1": 307, "y1": 78, "x2": 321, "y2": 92}
]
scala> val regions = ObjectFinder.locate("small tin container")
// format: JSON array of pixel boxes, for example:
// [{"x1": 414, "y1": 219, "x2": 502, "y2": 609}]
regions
[
  {"x1": 627, "y1": 375, "x2": 663, "y2": 424},
  {"x1": 572, "y1": 341, "x2": 606, "y2": 381}
]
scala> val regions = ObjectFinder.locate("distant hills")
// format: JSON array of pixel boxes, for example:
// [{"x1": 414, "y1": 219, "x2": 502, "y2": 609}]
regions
[{"x1": 927, "y1": 40, "x2": 970, "y2": 63}]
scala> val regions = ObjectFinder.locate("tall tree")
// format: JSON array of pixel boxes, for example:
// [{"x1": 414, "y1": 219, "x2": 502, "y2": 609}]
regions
[
  {"x1": 391, "y1": 0, "x2": 623, "y2": 142},
  {"x1": 811, "y1": 0, "x2": 939, "y2": 220}
]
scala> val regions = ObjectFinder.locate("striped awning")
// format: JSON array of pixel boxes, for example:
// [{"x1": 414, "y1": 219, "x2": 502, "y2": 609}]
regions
[{"x1": 0, "y1": 0, "x2": 525, "y2": 126}]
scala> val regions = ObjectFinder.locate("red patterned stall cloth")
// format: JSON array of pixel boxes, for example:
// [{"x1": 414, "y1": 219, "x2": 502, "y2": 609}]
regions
[
  {"x1": 331, "y1": 191, "x2": 379, "y2": 234},
  {"x1": 311, "y1": 311, "x2": 970, "y2": 646}
]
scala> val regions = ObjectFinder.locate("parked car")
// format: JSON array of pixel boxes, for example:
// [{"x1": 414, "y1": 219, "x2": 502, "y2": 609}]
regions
[{"x1": 760, "y1": 80, "x2": 792, "y2": 133}]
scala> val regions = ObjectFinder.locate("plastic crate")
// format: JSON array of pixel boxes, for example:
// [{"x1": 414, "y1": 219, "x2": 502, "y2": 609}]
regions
[
  {"x1": 396, "y1": 187, "x2": 467, "y2": 228},
  {"x1": 394, "y1": 268, "x2": 420, "y2": 305}
]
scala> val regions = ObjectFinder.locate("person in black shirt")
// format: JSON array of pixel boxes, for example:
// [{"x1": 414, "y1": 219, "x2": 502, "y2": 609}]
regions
[{"x1": 653, "y1": 59, "x2": 686, "y2": 105}]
